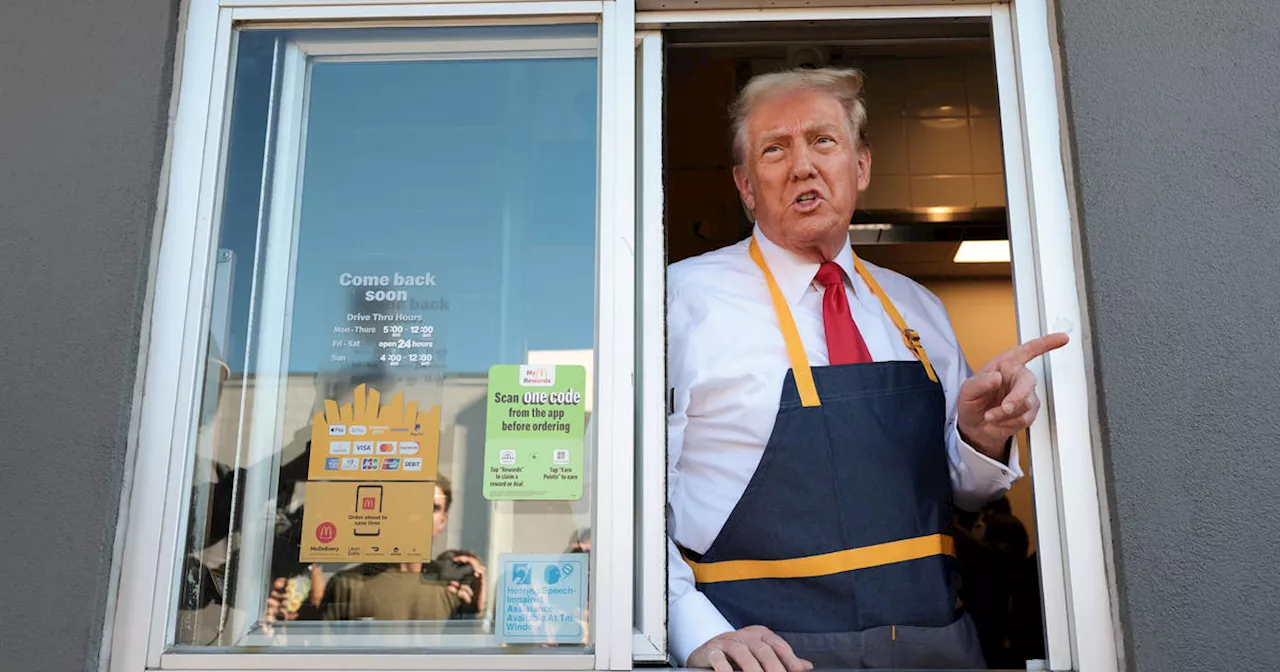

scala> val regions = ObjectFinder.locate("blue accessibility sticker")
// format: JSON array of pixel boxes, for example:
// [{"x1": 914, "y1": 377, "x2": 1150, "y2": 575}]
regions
[{"x1": 496, "y1": 553, "x2": 587, "y2": 644}]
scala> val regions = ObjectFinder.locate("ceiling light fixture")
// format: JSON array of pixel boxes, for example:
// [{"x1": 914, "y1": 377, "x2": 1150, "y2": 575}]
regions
[{"x1": 954, "y1": 240, "x2": 1011, "y2": 263}]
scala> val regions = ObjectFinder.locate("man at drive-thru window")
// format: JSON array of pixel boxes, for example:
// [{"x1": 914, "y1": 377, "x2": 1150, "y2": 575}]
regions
[{"x1": 665, "y1": 67, "x2": 1068, "y2": 670}]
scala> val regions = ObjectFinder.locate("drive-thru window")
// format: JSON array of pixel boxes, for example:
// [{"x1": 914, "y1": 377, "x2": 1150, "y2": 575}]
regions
[{"x1": 107, "y1": 2, "x2": 1115, "y2": 671}]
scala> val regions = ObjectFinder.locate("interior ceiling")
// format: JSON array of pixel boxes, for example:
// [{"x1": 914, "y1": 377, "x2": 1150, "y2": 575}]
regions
[
  {"x1": 663, "y1": 19, "x2": 993, "y2": 48},
  {"x1": 854, "y1": 242, "x2": 1011, "y2": 280}
]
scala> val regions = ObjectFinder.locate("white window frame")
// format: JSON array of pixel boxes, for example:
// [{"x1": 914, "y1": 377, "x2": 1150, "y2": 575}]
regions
[
  {"x1": 633, "y1": 3, "x2": 1118, "y2": 672},
  {"x1": 632, "y1": 29, "x2": 666, "y2": 665},
  {"x1": 108, "y1": 1, "x2": 637, "y2": 671}
]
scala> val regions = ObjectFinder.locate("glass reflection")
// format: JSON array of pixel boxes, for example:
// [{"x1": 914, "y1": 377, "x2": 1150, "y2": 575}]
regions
[{"x1": 174, "y1": 24, "x2": 599, "y2": 651}]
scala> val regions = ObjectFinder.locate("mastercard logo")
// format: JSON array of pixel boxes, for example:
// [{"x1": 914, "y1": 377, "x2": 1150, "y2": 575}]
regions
[{"x1": 378, "y1": 442, "x2": 396, "y2": 454}]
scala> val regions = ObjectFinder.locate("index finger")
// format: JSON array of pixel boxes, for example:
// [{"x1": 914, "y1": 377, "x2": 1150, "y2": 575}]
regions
[{"x1": 1008, "y1": 332, "x2": 1069, "y2": 366}]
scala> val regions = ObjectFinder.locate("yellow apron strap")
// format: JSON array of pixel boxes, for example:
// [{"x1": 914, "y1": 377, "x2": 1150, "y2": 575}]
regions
[
  {"x1": 749, "y1": 238, "x2": 821, "y2": 407},
  {"x1": 683, "y1": 533, "x2": 955, "y2": 583},
  {"x1": 851, "y1": 252, "x2": 939, "y2": 383}
]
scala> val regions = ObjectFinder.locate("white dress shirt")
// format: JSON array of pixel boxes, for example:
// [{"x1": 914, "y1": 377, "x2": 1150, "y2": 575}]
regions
[{"x1": 665, "y1": 226, "x2": 1022, "y2": 664}]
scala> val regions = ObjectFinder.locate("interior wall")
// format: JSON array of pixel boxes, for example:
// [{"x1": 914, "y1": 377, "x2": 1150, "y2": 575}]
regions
[
  {"x1": 665, "y1": 49, "x2": 750, "y2": 261},
  {"x1": 0, "y1": 0, "x2": 179, "y2": 669},
  {"x1": 836, "y1": 54, "x2": 1007, "y2": 211}
]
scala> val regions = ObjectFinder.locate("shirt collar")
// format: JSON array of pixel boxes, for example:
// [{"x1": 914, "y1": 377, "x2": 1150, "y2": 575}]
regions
[{"x1": 752, "y1": 223, "x2": 857, "y2": 308}]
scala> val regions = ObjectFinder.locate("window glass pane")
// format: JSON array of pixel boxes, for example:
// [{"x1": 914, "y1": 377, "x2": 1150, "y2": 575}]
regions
[{"x1": 175, "y1": 23, "x2": 599, "y2": 652}]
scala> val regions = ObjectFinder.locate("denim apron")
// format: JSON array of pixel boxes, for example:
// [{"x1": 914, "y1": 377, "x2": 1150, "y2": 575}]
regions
[{"x1": 681, "y1": 238, "x2": 985, "y2": 669}]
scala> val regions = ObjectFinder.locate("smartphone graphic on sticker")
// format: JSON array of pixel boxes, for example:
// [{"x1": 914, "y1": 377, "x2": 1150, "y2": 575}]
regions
[{"x1": 353, "y1": 485, "x2": 383, "y2": 536}]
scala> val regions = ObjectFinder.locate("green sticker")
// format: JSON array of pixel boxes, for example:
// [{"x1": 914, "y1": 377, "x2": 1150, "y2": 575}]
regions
[{"x1": 484, "y1": 365, "x2": 586, "y2": 500}]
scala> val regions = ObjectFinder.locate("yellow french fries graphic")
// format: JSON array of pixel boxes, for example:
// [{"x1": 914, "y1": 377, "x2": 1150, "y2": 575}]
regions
[{"x1": 307, "y1": 383, "x2": 439, "y2": 480}]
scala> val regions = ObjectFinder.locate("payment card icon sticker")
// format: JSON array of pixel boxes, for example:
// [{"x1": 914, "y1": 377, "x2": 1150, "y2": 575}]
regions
[
  {"x1": 340, "y1": 457, "x2": 360, "y2": 470},
  {"x1": 500, "y1": 449, "x2": 517, "y2": 465},
  {"x1": 325, "y1": 458, "x2": 340, "y2": 470},
  {"x1": 306, "y1": 383, "x2": 443, "y2": 482},
  {"x1": 361, "y1": 458, "x2": 379, "y2": 470},
  {"x1": 402, "y1": 458, "x2": 423, "y2": 471},
  {"x1": 381, "y1": 457, "x2": 401, "y2": 470}
]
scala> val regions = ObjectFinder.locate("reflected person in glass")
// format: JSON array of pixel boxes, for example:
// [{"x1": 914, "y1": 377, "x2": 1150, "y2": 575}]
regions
[{"x1": 266, "y1": 475, "x2": 487, "y2": 621}]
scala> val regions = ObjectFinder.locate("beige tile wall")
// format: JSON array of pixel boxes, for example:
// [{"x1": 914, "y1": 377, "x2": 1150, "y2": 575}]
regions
[{"x1": 856, "y1": 54, "x2": 1007, "y2": 211}]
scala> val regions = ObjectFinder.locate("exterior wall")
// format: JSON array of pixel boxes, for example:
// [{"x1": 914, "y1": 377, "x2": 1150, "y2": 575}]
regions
[
  {"x1": 1055, "y1": 0, "x2": 1280, "y2": 669},
  {"x1": 0, "y1": 1, "x2": 178, "y2": 670}
]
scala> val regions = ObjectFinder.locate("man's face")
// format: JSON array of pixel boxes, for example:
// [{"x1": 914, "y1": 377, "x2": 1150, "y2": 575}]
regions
[
  {"x1": 733, "y1": 87, "x2": 871, "y2": 256},
  {"x1": 432, "y1": 485, "x2": 448, "y2": 539}
]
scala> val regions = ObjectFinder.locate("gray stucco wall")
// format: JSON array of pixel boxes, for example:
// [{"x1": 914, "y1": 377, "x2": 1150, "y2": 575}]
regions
[
  {"x1": 0, "y1": 1, "x2": 178, "y2": 671},
  {"x1": 1056, "y1": 0, "x2": 1280, "y2": 670}
]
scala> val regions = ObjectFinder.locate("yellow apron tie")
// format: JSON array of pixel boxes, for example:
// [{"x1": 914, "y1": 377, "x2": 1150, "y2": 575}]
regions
[
  {"x1": 683, "y1": 533, "x2": 955, "y2": 583},
  {"x1": 748, "y1": 236, "x2": 938, "y2": 410}
]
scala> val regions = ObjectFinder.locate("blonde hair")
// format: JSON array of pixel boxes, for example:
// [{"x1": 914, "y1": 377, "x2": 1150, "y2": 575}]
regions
[{"x1": 729, "y1": 67, "x2": 869, "y2": 166}]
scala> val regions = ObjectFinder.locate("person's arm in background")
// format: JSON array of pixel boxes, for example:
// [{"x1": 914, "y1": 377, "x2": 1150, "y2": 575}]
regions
[
  {"x1": 443, "y1": 551, "x2": 487, "y2": 618},
  {"x1": 320, "y1": 572, "x2": 348, "y2": 621}
]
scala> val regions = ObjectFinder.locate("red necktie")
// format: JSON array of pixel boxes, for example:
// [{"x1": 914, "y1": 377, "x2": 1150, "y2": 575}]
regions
[{"x1": 815, "y1": 262, "x2": 873, "y2": 365}]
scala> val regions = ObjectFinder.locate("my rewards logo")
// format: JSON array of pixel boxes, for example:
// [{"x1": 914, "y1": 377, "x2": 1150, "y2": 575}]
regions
[{"x1": 520, "y1": 365, "x2": 555, "y2": 387}]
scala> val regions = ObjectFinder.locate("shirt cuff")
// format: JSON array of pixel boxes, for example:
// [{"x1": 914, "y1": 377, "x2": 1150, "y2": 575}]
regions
[
  {"x1": 668, "y1": 589, "x2": 735, "y2": 666},
  {"x1": 954, "y1": 429, "x2": 1024, "y2": 509}
]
